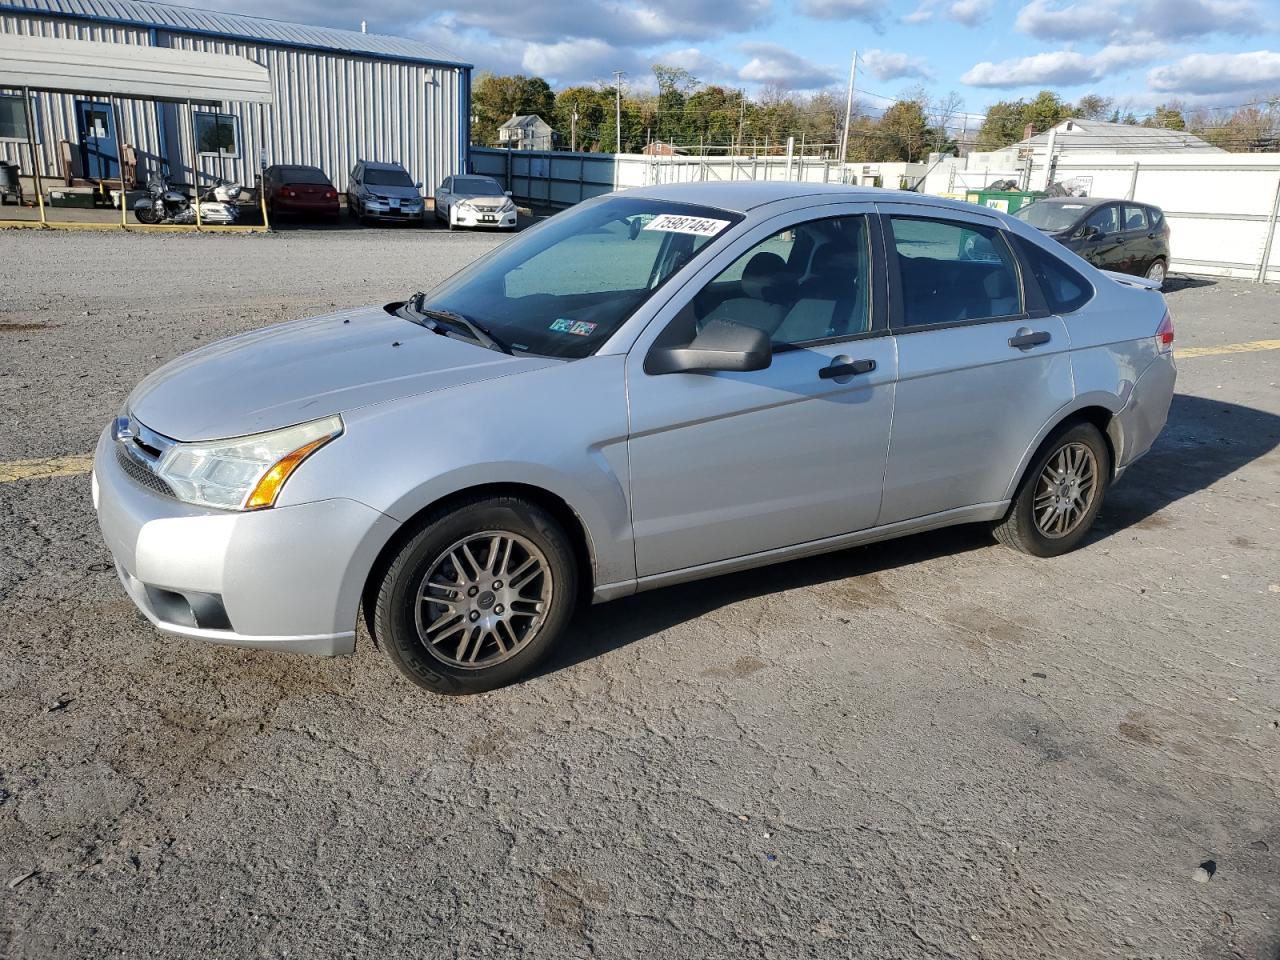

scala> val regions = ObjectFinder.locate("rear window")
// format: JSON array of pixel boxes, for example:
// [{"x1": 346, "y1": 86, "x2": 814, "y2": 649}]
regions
[
  {"x1": 1147, "y1": 207, "x2": 1164, "y2": 229},
  {"x1": 1016, "y1": 237, "x2": 1093, "y2": 314},
  {"x1": 279, "y1": 166, "x2": 330, "y2": 185}
]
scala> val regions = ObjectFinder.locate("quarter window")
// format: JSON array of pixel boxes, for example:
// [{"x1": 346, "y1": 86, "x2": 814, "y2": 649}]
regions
[
  {"x1": 194, "y1": 112, "x2": 239, "y2": 158},
  {"x1": 660, "y1": 216, "x2": 872, "y2": 350},
  {"x1": 1015, "y1": 237, "x2": 1092, "y2": 314},
  {"x1": 888, "y1": 216, "x2": 1022, "y2": 327}
]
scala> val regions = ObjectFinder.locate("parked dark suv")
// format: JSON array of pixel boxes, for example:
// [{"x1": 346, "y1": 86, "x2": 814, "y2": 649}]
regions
[{"x1": 1015, "y1": 197, "x2": 1171, "y2": 287}]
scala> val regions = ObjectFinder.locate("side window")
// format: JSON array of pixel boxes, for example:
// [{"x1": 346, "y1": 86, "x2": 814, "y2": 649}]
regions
[
  {"x1": 442, "y1": 177, "x2": 452, "y2": 191},
  {"x1": 1146, "y1": 207, "x2": 1164, "y2": 230},
  {"x1": 658, "y1": 216, "x2": 872, "y2": 350},
  {"x1": 888, "y1": 216, "x2": 1022, "y2": 328},
  {"x1": 1122, "y1": 204, "x2": 1149, "y2": 232},
  {"x1": 1015, "y1": 237, "x2": 1093, "y2": 314},
  {"x1": 1084, "y1": 204, "x2": 1120, "y2": 235}
]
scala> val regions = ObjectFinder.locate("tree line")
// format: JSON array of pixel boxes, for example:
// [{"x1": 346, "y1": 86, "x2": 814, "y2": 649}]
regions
[{"x1": 471, "y1": 68, "x2": 1280, "y2": 159}]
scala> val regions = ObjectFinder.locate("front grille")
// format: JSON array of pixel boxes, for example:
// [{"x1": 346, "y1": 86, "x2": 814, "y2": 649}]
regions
[{"x1": 115, "y1": 445, "x2": 176, "y2": 499}]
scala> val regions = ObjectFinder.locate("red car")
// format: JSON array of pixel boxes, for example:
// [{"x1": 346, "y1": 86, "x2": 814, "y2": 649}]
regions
[{"x1": 263, "y1": 164, "x2": 339, "y2": 221}]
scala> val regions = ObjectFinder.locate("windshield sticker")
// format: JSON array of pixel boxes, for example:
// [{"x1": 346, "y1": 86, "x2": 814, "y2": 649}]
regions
[
  {"x1": 643, "y1": 213, "x2": 731, "y2": 237},
  {"x1": 550, "y1": 318, "x2": 598, "y2": 337}
]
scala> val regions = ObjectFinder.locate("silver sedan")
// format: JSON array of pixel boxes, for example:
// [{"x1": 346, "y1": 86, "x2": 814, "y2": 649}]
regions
[{"x1": 93, "y1": 183, "x2": 1176, "y2": 694}]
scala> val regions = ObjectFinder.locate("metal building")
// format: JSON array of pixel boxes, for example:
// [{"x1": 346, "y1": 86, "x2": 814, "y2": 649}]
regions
[{"x1": 0, "y1": 0, "x2": 471, "y2": 192}]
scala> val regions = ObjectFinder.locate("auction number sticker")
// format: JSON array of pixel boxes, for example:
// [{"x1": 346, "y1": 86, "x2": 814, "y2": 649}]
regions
[{"x1": 643, "y1": 214, "x2": 731, "y2": 237}]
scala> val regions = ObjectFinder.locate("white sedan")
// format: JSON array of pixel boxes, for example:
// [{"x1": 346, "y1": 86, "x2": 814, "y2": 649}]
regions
[{"x1": 434, "y1": 175, "x2": 518, "y2": 230}]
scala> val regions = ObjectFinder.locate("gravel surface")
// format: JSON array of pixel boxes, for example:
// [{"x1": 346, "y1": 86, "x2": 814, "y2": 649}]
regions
[{"x1": 1, "y1": 226, "x2": 1278, "y2": 959}]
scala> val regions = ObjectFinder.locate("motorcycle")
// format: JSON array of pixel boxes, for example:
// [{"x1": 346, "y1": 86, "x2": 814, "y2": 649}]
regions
[{"x1": 134, "y1": 175, "x2": 242, "y2": 225}]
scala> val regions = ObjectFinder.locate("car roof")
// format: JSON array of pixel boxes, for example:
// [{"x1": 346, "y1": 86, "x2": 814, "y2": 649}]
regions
[
  {"x1": 361, "y1": 160, "x2": 408, "y2": 170},
  {"x1": 1037, "y1": 196, "x2": 1161, "y2": 210},
  {"x1": 621, "y1": 181, "x2": 986, "y2": 216}
]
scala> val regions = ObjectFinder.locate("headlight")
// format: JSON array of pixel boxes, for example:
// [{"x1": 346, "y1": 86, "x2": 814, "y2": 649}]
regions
[
  {"x1": 154, "y1": 415, "x2": 343, "y2": 511},
  {"x1": 501, "y1": 199, "x2": 516, "y2": 213}
]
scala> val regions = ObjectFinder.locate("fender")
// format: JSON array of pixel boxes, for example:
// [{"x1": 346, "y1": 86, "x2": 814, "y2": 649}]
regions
[{"x1": 1002, "y1": 391, "x2": 1125, "y2": 501}]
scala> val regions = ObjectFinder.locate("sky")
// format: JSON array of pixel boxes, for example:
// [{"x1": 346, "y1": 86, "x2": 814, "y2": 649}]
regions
[{"x1": 200, "y1": 0, "x2": 1280, "y2": 118}]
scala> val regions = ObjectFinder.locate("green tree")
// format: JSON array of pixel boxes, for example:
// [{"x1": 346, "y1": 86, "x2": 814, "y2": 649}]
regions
[
  {"x1": 553, "y1": 85, "x2": 611, "y2": 150},
  {"x1": 683, "y1": 85, "x2": 744, "y2": 148},
  {"x1": 652, "y1": 64, "x2": 699, "y2": 144},
  {"x1": 1074, "y1": 93, "x2": 1112, "y2": 120},
  {"x1": 1022, "y1": 90, "x2": 1073, "y2": 135},
  {"x1": 974, "y1": 99, "x2": 1026, "y2": 151},
  {"x1": 471, "y1": 73, "x2": 555, "y2": 146},
  {"x1": 1142, "y1": 103, "x2": 1186, "y2": 131}
]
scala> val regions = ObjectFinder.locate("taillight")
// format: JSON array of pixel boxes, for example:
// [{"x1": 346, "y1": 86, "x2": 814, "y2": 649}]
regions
[
  {"x1": 1156, "y1": 312, "x2": 1174, "y2": 353},
  {"x1": 324, "y1": 189, "x2": 337, "y2": 200},
  {"x1": 283, "y1": 187, "x2": 296, "y2": 198}
]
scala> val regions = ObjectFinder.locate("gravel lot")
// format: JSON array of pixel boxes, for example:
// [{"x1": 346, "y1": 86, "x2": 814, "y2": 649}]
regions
[{"x1": 1, "y1": 224, "x2": 1278, "y2": 960}]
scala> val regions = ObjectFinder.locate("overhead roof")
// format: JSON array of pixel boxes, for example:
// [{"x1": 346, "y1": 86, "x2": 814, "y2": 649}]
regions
[
  {"x1": 0, "y1": 0, "x2": 470, "y2": 68},
  {"x1": 1016, "y1": 118, "x2": 1225, "y2": 154},
  {"x1": 0, "y1": 32, "x2": 271, "y2": 103}
]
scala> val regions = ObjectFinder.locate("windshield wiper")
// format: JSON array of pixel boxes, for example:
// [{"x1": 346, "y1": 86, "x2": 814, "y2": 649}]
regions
[{"x1": 404, "y1": 293, "x2": 513, "y2": 355}]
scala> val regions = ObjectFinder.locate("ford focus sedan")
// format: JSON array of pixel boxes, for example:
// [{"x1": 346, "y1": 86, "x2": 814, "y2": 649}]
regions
[{"x1": 93, "y1": 183, "x2": 1176, "y2": 695}]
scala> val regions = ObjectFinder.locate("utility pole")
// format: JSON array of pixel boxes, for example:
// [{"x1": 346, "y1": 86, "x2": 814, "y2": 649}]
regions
[
  {"x1": 839, "y1": 50, "x2": 857, "y2": 164},
  {"x1": 613, "y1": 70, "x2": 624, "y2": 154},
  {"x1": 737, "y1": 93, "x2": 746, "y2": 154},
  {"x1": 571, "y1": 109, "x2": 579, "y2": 152}
]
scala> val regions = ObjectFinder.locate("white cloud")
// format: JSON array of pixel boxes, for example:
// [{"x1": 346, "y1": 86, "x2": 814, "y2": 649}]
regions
[
  {"x1": 659, "y1": 48, "x2": 739, "y2": 85},
  {"x1": 948, "y1": 0, "x2": 994, "y2": 24},
  {"x1": 1014, "y1": 0, "x2": 1259, "y2": 42},
  {"x1": 520, "y1": 39, "x2": 647, "y2": 84},
  {"x1": 738, "y1": 42, "x2": 840, "y2": 89},
  {"x1": 961, "y1": 42, "x2": 1166, "y2": 87},
  {"x1": 862, "y1": 48, "x2": 934, "y2": 80},
  {"x1": 1148, "y1": 50, "x2": 1280, "y2": 95},
  {"x1": 797, "y1": 0, "x2": 886, "y2": 24},
  {"x1": 901, "y1": 5, "x2": 935, "y2": 21}
]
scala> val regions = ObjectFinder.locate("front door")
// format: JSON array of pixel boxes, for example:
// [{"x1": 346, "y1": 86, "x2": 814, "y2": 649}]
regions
[
  {"x1": 76, "y1": 101, "x2": 119, "y2": 182},
  {"x1": 1076, "y1": 203, "x2": 1124, "y2": 270},
  {"x1": 875, "y1": 206, "x2": 1075, "y2": 524},
  {"x1": 625, "y1": 208, "x2": 896, "y2": 578}
]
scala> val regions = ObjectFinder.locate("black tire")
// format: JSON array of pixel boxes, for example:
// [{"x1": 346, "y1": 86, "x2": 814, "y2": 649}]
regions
[
  {"x1": 373, "y1": 496, "x2": 578, "y2": 695},
  {"x1": 992, "y1": 421, "x2": 1111, "y2": 558},
  {"x1": 133, "y1": 205, "x2": 160, "y2": 225},
  {"x1": 1145, "y1": 258, "x2": 1167, "y2": 290}
]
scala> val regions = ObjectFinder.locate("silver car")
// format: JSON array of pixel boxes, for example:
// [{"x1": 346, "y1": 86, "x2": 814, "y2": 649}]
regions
[
  {"x1": 434, "y1": 174, "x2": 518, "y2": 230},
  {"x1": 93, "y1": 183, "x2": 1176, "y2": 695},
  {"x1": 346, "y1": 160, "x2": 424, "y2": 224}
]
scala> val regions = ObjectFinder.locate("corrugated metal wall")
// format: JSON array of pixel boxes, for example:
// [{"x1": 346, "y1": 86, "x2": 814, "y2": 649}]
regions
[{"x1": 0, "y1": 11, "x2": 465, "y2": 193}]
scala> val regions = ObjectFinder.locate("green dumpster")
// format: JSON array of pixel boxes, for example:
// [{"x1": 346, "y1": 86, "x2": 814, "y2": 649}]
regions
[{"x1": 964, "y1": 190, "x2": 1044, "y2": 214}]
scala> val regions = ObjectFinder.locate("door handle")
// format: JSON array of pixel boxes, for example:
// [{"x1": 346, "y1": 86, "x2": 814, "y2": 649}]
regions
[
  {"x1": 1009, "y1": 329, "x2": 1050, "y2": 350},
  {"x1": 819, "y1": 356, "x2": 876, "y2": 381}
]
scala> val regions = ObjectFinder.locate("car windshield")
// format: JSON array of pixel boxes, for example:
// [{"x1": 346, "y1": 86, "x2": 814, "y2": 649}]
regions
[
  {"x1": 1015, "y1": 201, "x2": 1089, "y2": 232},
  {"x1": 281, "y1": 167, "x2": 330, "y2": 184},
  {"x1": 365, "y1": 168, "x2": 414, "y2": 187},
  {"x1": 420, "y1": 196, "x2": 742, "y2": 359},
  {"x1": 455, "y1": 178, "x2": 504, "y2": 196}
]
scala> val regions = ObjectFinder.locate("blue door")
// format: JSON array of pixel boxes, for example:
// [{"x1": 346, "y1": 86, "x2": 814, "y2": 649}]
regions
[{"x1": 76, "y1": 101, "x2": 119, "y2": 181}]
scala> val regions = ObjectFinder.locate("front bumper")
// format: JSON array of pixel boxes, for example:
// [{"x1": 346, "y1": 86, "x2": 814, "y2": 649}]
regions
[
  {"x1": 363, "y1": 199, "x2": 423, "y2": 220},
  {"x1": 92, "y1": 427, "x2": 398, "y2": 656},
  {"x1": 452, "y1": 206, "x2": 517, "y2": 229}
]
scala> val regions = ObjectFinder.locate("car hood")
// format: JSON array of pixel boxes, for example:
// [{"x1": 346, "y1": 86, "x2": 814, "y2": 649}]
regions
[
  {"x1": 367, "y1": 184, "x2": 421, "y2": 200},
  {"x1": 128, "y1": 305, "x2": 560, "y2": 441}
]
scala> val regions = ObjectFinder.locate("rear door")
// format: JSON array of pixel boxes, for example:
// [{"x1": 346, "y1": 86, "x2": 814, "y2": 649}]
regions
[
  {"x1": 1120, "y1": 203, "x2": 1153, "y2": 275},
  {"x1": 875, "y1": 204, "x2": 1074, "y2": 524}
]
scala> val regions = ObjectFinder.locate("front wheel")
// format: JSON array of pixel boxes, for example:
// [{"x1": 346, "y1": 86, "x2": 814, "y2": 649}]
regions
[
  {"x1": 133, "y1": 204, "x2": 160, "y2": 225},
  {"x1": 373, "y1": 496, "x2": 578, "y2": 695},
  {"x1": 992, "y1": 421, "x2": 1111, "y2": 557}
]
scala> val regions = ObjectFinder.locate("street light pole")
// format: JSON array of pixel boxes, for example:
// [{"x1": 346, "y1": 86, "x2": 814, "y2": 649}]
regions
[
  {"x1": 613, "y1": 70, "x2": 624, "y2": 153},
  {"x1": 839, "y1": 50, "x2": 857, "y2": 164}
]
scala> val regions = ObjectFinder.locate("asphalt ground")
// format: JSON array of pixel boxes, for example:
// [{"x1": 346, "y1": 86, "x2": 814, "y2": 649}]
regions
[{"x1": 1, "y1": 224, "x2": 1278, "y2": 960}]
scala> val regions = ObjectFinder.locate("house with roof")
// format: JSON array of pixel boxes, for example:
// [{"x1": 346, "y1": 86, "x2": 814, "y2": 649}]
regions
[
  {"x1": 497, "y1": 115, "x2": 552, "y2": 151},
  {"x1": 986, "y1": 117, "x2": 1225, "y2": 168},
  {"x1": 0, "y1": 0, "x2": 472, "y2": 192}
]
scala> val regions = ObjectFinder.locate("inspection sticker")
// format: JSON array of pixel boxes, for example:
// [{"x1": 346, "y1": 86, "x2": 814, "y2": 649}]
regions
[
  {"x1": 643, "y1": 213, "x2": 731, "y2": 237},
  {"x1": 550, "y1": 318, "x2": 598, "y2": 336}
]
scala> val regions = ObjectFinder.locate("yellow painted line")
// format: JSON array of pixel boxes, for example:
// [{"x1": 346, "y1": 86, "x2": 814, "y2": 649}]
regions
[
  {"x1": 0, "y1": 219, "x2": 270, "y2": 233},
  {"x1": 1179, "y1": 339, "x2": 1280, "y2": 359},
  {"x1": 0, "y1": 456, "x2": 93, "y2": 483}
]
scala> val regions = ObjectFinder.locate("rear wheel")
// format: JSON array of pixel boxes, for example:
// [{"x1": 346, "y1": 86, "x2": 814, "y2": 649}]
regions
[
  {"x1": 373, "y1": 496, "x2": 578, "y2": 695},
  {"x1": 993, "y1": 421, "x2": 1110, "y2": 558},
  {"x1": 1145, "y1": 259, "x2": 1167, "y2": 289}
]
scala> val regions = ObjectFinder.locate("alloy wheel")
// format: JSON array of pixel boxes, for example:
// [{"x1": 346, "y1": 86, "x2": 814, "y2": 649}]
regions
[
  {"x1": 414, "y1": 531, "x2": 552, "y2": 669},
  {"x1": 1147, "y1": 261, "x2": 1166, "y2": 283},
  {"x1": 1032, "y1": 442, "x2": 1099, "y2": 538}
]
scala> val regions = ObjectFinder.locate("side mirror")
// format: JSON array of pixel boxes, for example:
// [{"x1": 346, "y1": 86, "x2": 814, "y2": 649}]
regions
[
  {"x1": 415, "y1": 181, "x2": 423, "y2": 189},
  {"x1": 504, "y1": 189, "x2": 513, "y2": 197},
  {"x1": 647, "y1": 320, "x2": 773, "y2": 375}
]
